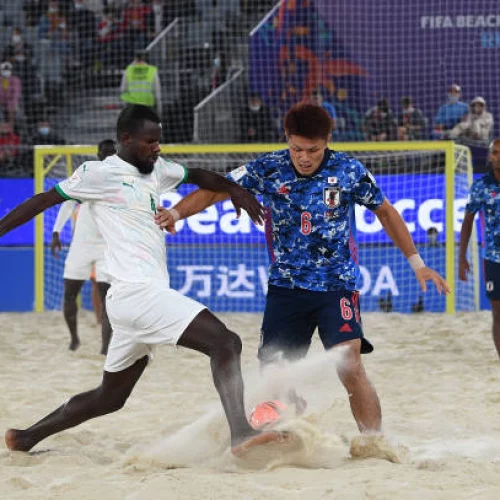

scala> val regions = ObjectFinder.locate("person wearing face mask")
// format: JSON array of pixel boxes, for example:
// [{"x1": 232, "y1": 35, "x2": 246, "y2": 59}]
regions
[
  {"x1": 30, "y1": 119, "x2": 66, "y2": 146},
  {"x1": 362, "y1": 98, "x2": 396, "y2": 141},
  {"x1": 449, "y1": 96, "x2": 494, "y2": 144},
  {"x1": 397, "y1": 96, "x2": 427, "y2": 141},
  {"x1": 0, "y1": 62, "x2": 22, "y2": 129},
  {"x1": 433, "y1": 84, "x2": 469, "y2": 139},
  {"x1": 240, "y1": 93, "x2": 277, "y2": 143},
  {"x1": 2, "y1": 28, "x2": 33, "y2": 63}
]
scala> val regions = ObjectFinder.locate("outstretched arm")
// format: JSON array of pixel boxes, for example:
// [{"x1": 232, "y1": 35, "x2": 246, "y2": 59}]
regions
[
  {"x1": 155, "y1": 188, "x2": 230, "y2": 235},
  {"x1": 374, "y1": 199, "x2": 450, "y2": 294},
  {"x1": 0, "y1": 188, "x2": 66, "y2": 239},
  {"x1": 185, "y1": 168, "x2": 263, "y2": 224},
  {"x1": 458, "y1": 211, "x2": 475, "y2": 281}
]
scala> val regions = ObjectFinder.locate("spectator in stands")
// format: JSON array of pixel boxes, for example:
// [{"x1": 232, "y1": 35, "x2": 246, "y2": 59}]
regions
[
  {"x1": 23, "y1": 0, "x2": 49, "y2": 27},
  {"x1": 362, "y1": 98, "x2": 395, "y2": 141},
  {"x1": 211, "y1": 51, "x2": 228, "y2": 90},
  {"x1": 120, "y1": 51, "x2": 162, "y2": 116},
  {"x1": 2, "y1": 28, "x2": 33, "y2": 63},
  {"x1": 37, "y1": 0, "x2": 71, "y2": 105},
  {"x1": 68, "y1": 0, "x2": 97, "y2": 68},
  {"x1": 96, "y1": 7, "x2": 124, "y2": 68},
  {"x1": 37, "y1": 1, "x2": 70, "y2": 43},
  {"x1": 8, "y1": 45, "x2": 41, "y2": 128},
  {"x1": 397, "y1": 96, "x2": 427, "y2": 140},
  {"x1": 433, "y1": 83, "x2": 468, "y2": 139},
  {"x1": 30, "y1": 119, "x2": 66, "y2": 145},
  {"x1": 119, "y1": 0, "x2": 151, "y2": 61},
  {"x1": 449, "y1": 96, "x2": 494, "y2": 144},
  {"x1": 0, "y1": 62, "x2": 23, "y2": 129},
  {"x1": 0, "y1": 122, "x2": 21, "y2": 171},
  {"x1": 310, "y1": 89, "x2": 337, "y2": 133},
  {"x1": 240, "y1": 93, "x2": 277, "y2": 143},
  {"x1": 146, "y1": 0, "x2": 172, "y2": 40}
]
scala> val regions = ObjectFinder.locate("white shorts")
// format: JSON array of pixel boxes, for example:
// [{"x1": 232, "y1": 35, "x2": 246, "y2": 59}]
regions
[
  {"x1": 63, "y1": 243, "x2": 107, "y2": 282},
  {"x1": 104, "y1": 280, "x2": 206, "y2": 373}
]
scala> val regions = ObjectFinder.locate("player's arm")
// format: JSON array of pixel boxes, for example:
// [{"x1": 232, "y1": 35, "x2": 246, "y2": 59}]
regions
[
  {"x1": 458, "y1": 211, "x2": 475, "y2": 281},
  {"x1": 0, "y1": 188, "x2": 65, "y2": 239},
  {"x1": 374, "y1": 199, "x2": 450, "y2": 294},
  {"x1": 184, "y1": 168, "x2": 264, "y2": 224},
  {"x1": 155, "y1": 188, "x2": 229, "y2": 235},
  {"x1": 51, "y1": 199, "x2": 77, "y2": 258}
]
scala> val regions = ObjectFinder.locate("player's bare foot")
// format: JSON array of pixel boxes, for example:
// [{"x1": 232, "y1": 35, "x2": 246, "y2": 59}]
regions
[
  {"x1": 69, "y1": 338, "x2": 80, "y2": 351},
  {"x1": 5, "y1": 429, "x2": 37, "y2": 452},
  {"x1": 231, "y1": 430, "x2": 293, "y2": 457}
]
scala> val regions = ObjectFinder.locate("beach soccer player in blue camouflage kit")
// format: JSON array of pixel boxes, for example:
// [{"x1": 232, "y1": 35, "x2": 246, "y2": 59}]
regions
[
  {"x1": 460, "y1": 138, "x2": 500, "y2": 359},
  {"x1": 155, "y1": 103, "x2": 450, "y2": 435}
]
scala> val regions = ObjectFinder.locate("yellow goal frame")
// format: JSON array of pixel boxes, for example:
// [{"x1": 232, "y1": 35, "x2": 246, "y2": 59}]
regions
[{"x1": 34, "y1": 141, "x2": 476, "y2": 314}]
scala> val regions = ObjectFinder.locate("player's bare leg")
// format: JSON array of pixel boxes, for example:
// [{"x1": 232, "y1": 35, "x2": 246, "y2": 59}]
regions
[
  {"x1": 97, "y1": 282, "x2": 112, "y2": 355},
  {"x1": 90, "y1": 278, "x2": 102, "y2": 325},
  {"x1": 5, "y1": 356, "x2": 148, "y2": 452},
  {"x1": 335, "y1": 338, "x2": 382, "y2": 433},
  {"x1": 63, "y1": 279, "x2": 85, "y2": 351},
  {"x1": 491, "y1": 300, "x2": 500, "y2": 358},
  {"x1": 176, "y1": 309, "x2": 288, "y2": 451}
]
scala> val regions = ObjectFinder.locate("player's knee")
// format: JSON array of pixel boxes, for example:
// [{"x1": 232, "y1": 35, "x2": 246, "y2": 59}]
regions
[
  {"x1": 63, "y1": 290, "x2": 79, "y2": 303},
  {"x1": 211, "y1": 327, "x2": 242, "y2": 359},
  {"x1": 337, "y1": 355, "x2": 366, "y2": 390},
  {"x1": 96, "y1": 388, "x2": 128, "y2": 414}
]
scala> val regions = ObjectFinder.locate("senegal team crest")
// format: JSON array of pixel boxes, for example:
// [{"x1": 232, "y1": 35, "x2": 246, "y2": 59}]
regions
[{"x1": 323, "y1": 187, "x2": 340, "y2": 208}]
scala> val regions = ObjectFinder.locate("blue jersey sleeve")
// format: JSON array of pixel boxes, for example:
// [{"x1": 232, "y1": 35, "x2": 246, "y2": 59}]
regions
[
  {"x1": 349, "y1": 161, "x2": 385, "y2": 210},
  {"x1": 465, "y1": 179, "x2": 484, "y2": 214},
  {"x1": 227, "y1": 157, "x2": 265, "y2": 194}
]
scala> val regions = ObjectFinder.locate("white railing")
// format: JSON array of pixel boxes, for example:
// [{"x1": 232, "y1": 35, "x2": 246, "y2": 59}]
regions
[{"x1": 193, "y1": 68, "x2": 245, "y2": 143}]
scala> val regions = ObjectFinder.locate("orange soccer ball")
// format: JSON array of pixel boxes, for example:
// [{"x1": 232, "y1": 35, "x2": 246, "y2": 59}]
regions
[{"x1": 249, "y1": 400, "x2": 288, "y2": 430}]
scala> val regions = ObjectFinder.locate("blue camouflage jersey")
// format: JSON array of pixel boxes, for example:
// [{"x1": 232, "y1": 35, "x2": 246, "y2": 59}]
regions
[
  {"x1": 227, "y1": 148, "x2": 385, "y2": 291},
  {"x1": 465, "y1": 172, "x2": 500, "y2": 263}
]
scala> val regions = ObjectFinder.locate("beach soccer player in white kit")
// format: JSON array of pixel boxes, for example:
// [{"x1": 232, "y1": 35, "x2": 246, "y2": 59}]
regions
[
  {"x1": 51, "y1": 139, "x2": 116, "y2": 354},
  {"x1": 0, "y1": 105, "x2": 290, "y2": 456}
]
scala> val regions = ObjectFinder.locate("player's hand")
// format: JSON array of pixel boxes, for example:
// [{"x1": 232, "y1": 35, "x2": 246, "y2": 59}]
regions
[
  {"x1": 414, "y1": 267, "x2": 450, "y2": 294},
  {"x1": 227, "y1": 185, "x2": 265, "y2": 225},
  {"x1": 51, "y1": 232, "x2": 62, "y2": 258},
  {"x1": 458, "y1": 258, "x2": 470, "y2": 282},
  {"x1": 154, "y1": 206, "x2": 177, "y2": 234}
]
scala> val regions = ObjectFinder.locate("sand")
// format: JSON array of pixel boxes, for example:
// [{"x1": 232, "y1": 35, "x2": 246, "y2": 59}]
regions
[{"x1": 1, "y1": 310, "x2": 500, "y2": 499}]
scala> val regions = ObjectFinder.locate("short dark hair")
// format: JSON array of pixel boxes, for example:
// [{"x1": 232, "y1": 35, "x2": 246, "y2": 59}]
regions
[
  {"x1": 116, "y1": 105, "x2": 160, "y2": 139},
  {"x1": 377, "y1": 98, "x2": 389, "y2": 109},
  {"x1": 284, "y1": 103, "x2": 333, "y2": 140},
  {"x1": 401, "y1": 96, "x2": 412, "y2": 107},
  {"x1": 98, "y1": 138, "x2": 116, "y2": 150}
]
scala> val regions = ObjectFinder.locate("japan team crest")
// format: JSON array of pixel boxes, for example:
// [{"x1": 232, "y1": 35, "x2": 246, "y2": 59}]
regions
[{"x1": 323, "y1": 187, "x2": 340, "y2": 208}]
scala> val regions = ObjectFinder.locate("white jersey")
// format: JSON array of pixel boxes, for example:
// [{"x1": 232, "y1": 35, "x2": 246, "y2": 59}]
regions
[
  {"x1": 56, "y1": 154, "x2": 187, "y2": 285},
  {"x1": 52, "y1": 200, "x2": 104, "y2": 247}
]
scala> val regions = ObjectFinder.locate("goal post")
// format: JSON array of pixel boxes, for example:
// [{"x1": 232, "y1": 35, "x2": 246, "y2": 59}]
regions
[{"x1": 33, "y1": 141, "x2": 478, "y2": 314}]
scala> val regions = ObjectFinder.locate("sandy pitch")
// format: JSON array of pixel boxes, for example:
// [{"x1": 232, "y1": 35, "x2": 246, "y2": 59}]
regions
[{"x1": 1, "y1": 310, "x2": 500, "y2": 499}]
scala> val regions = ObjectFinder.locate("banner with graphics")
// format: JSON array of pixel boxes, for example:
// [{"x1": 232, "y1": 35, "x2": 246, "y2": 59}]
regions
[
  {"x1": 0, "y1": 176, "x2": 473, "y2": 246},
  {"x1": 249, "y1": 0, "x2": 500, "y2": 138}
]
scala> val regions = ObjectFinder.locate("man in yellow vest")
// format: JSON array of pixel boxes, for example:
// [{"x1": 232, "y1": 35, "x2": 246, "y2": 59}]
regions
[{"x1": 120, "y1": 50, "x2": 162, "y2": 116}]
